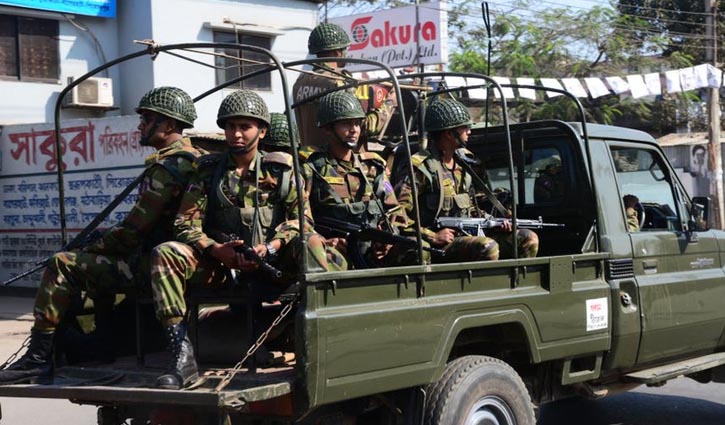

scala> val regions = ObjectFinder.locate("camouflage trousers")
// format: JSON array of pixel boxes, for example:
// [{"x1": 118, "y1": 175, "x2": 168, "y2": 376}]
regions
[
  {"x1": 150, "y1": 234, "x2": 346, "y2": 322},
  {"x1": 490, "y1": 229, "x2": 539, "y2": 259},
  {"x1": 432, "y1": 229, "x2": 537, "y2": 263},
  {"x1": 32, "y1": 250, "x2": 144, "y2": 331}
]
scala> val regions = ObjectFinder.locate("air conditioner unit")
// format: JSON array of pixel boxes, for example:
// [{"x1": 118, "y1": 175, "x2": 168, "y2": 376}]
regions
[{"x1": 64, "y1": 77, "x2": 114, "y2": 108}]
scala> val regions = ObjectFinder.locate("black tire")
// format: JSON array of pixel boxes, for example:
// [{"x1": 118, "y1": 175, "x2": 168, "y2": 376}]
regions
[{"x1": 424, "y1": 355, "x2": 535, "y2": 425}]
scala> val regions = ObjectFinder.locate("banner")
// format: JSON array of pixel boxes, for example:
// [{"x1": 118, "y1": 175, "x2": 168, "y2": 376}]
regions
[
  {"x1": 0, "y1": 116, "x2": 152, "y2": 287},
  {"x1": 330, "y1": 2, "x2": 448, "y2": 72},
  {"x1": 0, "y1": 0, "x2": 116, "y2": 18}
]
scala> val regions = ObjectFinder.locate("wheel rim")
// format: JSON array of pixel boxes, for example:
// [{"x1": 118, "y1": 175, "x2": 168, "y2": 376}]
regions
[{"x1": 465, "y1": 396, "x2": 516, "y2": 425}]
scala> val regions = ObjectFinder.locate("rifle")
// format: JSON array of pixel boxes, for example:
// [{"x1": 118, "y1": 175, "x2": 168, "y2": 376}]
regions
[
  {"x1": 2, "y1": 172, "x2": 145, "y2": 287},
  {"x1": 208, "y1": 230, "x2": 283, "y2": 279},
  {"x1": 435, "y1": 216, "x2": 565, "y2": 237},
  {"x1": 314, "y1": 216, "x2": 445, "y2": 257},
  {"x1": 233, "y1": 242, "x2": 283, "y2": 279}
]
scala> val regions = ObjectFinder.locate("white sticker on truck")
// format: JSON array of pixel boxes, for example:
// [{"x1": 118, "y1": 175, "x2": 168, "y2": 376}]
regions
[{"x1": 586, "y1": 297, "x2": 608, "y2": 331}]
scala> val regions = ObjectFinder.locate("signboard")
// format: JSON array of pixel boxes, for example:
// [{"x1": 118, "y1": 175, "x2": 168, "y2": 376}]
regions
[
  {"x1": 330, "y1": 1, "x2": 447, "y2": 72},
  {"x1": 0, "y1": 116, "x2": 152, "y2": 287},
  {"x1": 0, "y1": 0, "x2": 116, "y2": 18}
]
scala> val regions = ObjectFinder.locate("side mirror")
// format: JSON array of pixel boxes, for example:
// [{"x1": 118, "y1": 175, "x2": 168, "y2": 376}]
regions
[{"x1": 691, "y1": 196, "x2": 710, "y2": 231}]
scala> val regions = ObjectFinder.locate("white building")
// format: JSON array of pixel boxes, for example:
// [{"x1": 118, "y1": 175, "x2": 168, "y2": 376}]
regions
[{"x1": 0, "y1": 0, "x2": 322, "y2": 131}]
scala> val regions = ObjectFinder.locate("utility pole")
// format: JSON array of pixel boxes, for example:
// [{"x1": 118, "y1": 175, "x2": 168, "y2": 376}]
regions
[{"x1": 706, "y1": 0, "x2": 723, "y2": 228}]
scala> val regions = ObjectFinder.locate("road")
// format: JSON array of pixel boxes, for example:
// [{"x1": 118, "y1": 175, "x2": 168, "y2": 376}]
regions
[{"x1": 0, "y1": 295, "x2": 723, "y2": 424}]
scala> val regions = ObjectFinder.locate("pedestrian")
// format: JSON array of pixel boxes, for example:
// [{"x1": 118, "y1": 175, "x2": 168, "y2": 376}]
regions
[{"x1": 0, "y1": 87, "x2": 204, "y2": 384}]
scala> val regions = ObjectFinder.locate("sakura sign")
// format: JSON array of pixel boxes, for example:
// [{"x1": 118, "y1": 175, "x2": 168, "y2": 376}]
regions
[{"x1": 330, "y1": 2, "x2": 448, "y2": 72}]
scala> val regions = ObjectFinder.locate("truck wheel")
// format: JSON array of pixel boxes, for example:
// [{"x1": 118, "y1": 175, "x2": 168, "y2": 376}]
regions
[{"x1": 425, "y1": 356, "x2": 535, "y2": 425}]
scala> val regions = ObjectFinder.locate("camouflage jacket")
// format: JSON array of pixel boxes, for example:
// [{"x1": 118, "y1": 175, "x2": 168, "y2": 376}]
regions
[
  {"x1": 303, "y1": 149, "x2": 408, "y2": 231},
  {"x1": 85, "y1": 138, "x2": 204, "y2": 255},
  {"x1": 175, "y1": 151, "x2": 311, "y2": 255},
  {"x1": 396, "y1": 149, "x2": 475, "y2": 242},
  {"x1": 293, "y1": 66, "x2": 391, "y2": 147}
]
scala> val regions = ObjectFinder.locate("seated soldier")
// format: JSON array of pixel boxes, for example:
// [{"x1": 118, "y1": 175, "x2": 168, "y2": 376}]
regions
[
  {"x1": 623, "y1": 194, "x2": 640, "y2": 232},
  {"x1": 534, "y1": 155, "x2": 564, "y2": 203},
  {"x1": 0, "y1": 87, "x2": 205, "y2": 384},
  {"x1": 149, "y1": 90, "x2": 345, "y2": 390},
  {"x1": 395, "y1": 98, "x2": 539, "y2": 262},
  {"x1": 303, "y1": 91, "x2": 419, "y2": 268}
]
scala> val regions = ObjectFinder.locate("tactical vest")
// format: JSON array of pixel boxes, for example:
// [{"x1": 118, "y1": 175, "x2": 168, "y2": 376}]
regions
[
  {"x1": 203, "y1": 151, "x2": 293, "y2": 246},
  {"x1": 411, "y1": 150, "x2": 473, "y2": 227},
  {"x1": 142, "y1": 142, "x2": 205, "y2": 250},
  {"x1": 307, "y1": 151, "x2": 386, "y2": 228}
]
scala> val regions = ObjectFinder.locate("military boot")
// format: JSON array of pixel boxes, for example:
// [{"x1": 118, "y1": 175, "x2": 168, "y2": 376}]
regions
[
  {"x1": 0, "y1": 329, "x2": 54, "y2": 384},
  {"x1": 155, "y1": 323, "x2": 198, "y2": 390}
]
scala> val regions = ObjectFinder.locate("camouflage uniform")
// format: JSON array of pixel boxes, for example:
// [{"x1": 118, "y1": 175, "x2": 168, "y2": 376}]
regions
[
  {"x1": 303, "y1": 149, "x2": 416, "y2": 267},
  {"x1": 294, "y1": 23, "x2": 391, "y2": 147},
  {"x1": 151, "y1": 150, "x2": 345, "y2": 320}
]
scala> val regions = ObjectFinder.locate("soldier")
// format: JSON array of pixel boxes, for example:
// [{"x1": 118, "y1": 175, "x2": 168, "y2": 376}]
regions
[
  {"x1": 149, "y1": 90, "x2": 345, "y2": 390},
  {"x1": 303, "y1": 91, "x2": 416, "y2": 268},
  {"x1": 260, "y1": 112, "x2": 297, "y2": 154},
  {"x1": 623, "y1": 194, "x2": 641, "y2": 232},
  {"x1": 396, "y1": 98, "x2": 539, "y2": 262},
  {"x1": 293, "y1": 22, "x2": 393, "y2": 148},
  {"x1": 0, "y1": 87, "x2": 204, "y2": 384},
  {"x1": 534, "y1": 155, "x2": 564, "y2": 203}
]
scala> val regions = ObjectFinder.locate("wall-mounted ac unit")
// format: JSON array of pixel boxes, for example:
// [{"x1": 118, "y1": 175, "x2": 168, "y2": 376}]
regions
[{"x1": 64, "y1": 77, "x2": 114, "y2": 108}]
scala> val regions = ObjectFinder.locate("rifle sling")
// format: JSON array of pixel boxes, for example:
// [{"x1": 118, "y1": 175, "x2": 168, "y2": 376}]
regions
[{"x1": 454, "y1": 151, "x2": 510, "y2": 217}]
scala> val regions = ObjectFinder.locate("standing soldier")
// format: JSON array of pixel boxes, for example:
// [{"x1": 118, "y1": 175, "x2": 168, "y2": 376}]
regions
[
  {"x1": 293, "y1": 22, "x2": 393, "y2": 148},
  {"x1": 396, "y1": 98, "x2": 539, "y2": 262},
  {"x1": 260, "y1": 112, "x2": 297, "y2": 154},
  {"x1": 0, "y1": 87, "x2": 204, "y2": 384},
  {"x1": 149, "y1": 90, "x2": 345, "y2": 390},
  {"x1": 303, "y1": 91, "x2": 416, "y2": 268}
]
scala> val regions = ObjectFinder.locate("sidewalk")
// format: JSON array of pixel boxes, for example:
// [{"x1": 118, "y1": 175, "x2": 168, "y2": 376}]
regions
[{"x1": 0, "y1": 296, "x2": 34, "y2": 322}]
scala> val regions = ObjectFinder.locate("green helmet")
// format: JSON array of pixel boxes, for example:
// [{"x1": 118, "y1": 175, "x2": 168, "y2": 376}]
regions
[
  {"x1": 263, "y1": 112, "x2": 297, "y2": 148},
  {"x1": 317, "y1": 91, "x2": 365, "y2": 128},
  {"x1": 135, "y1": 86, "x2": 197, "y2": 129},
  {"x1": 217, "y1": 90, "x2": 270, "y2": 129},
  {"x1": 308, "y1": 23, "x2": 350, "y2": 54},
  {"x1": 424, "y1": 98, "x2": 473, "y2": 133}
]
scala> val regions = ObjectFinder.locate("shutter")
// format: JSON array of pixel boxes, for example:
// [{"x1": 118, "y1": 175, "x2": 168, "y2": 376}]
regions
[
  {"x1": 18, "y1": 17, "x2": 59, "y2": 80},
  {"x1": 0, "y1": 15, "x2": 18, "y2": 77}
]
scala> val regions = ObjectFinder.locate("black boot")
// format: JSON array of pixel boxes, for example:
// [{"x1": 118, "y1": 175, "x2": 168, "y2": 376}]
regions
[
  {"x1": 155, "y1": 323, "x2": 198, "y2": 390},
  {"x1": 0, "y1": 329, "x2": 54, "y2": 384}
]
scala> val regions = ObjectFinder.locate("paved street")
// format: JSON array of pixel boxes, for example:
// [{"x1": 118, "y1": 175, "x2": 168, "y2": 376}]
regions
[{"x1": 0, "y1": 295, "x2": 723, "y2": 424}]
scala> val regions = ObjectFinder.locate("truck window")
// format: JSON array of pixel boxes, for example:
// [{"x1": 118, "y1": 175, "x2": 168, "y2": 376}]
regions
[
  {"x1": 527, "y1": 147, "x2": 565, "y2": 204},
  {"x1": 610, "y1": 147, "x2": 680, "y2": 231}
]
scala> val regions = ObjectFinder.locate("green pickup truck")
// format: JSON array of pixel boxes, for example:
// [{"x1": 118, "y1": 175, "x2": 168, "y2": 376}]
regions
[{"x1": 1, "y1": 48, "x2": 724, "y2": 425}]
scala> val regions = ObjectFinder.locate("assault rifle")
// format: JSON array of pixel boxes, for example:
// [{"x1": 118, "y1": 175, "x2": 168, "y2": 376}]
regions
[
  {"x1": 208, "y1": 231, "x2": 283, "y2": 279},
  {"x1": 314, "y1": 216, "x2": 445, "y2": 257},
  {"x1": 435, "y1": 216, "x2": 565, "y2": 237}
]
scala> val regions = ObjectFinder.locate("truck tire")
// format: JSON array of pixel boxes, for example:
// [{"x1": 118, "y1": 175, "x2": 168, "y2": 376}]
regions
[{"x1": 424, "y1": 355, "x2": 535, "y2": 425}]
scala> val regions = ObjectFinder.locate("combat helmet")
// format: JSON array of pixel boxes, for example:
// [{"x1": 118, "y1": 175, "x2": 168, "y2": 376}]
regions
[
  {"x1": 317, "y1": 91, "x2": 365, "y2": 128},
  {"x1": 263, "y1": 112, "x2": 298, "y2": 148},
  {"x1": 136, "y1": 86, "x2": 197, "y2": 129},
  {"x1": 217, "y1": 90, "x2": 270, "y2": 129},
  {"x1": 308, "y1": 22, "x2": 351, "y2": 54},
  {"x1": 424, "y1": 98, "x2": 473, "y2": 133}
]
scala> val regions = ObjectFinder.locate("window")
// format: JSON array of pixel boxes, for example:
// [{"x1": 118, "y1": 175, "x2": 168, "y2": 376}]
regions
[
  {"x1": 0, "y1": 14, "x2": 59, "y2": 81},
  {"x1": 213, "y1": 31, "x2": 272, "y2": 90},
  {"x1": 610, "y1": 147, "x2": 680, "y2": 231}
]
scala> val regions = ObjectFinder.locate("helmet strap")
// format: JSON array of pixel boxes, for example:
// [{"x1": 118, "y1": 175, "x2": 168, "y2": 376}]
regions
[
  {"x1": 139, "y1": 117, "x2": 167, "y2": 147},
  {"x1": 230, "y1": 127, "x2": 262, "y2": 154}
]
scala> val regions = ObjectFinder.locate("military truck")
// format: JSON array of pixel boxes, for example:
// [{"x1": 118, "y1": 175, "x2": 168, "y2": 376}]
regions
[{"x1": 1, "y1": 47, "x2": 725, "y2": 425}]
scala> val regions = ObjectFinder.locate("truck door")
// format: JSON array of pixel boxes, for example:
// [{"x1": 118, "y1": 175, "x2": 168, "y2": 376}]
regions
[{"x1": 608, "y1": 144, "x2": 725, "y2": 365}]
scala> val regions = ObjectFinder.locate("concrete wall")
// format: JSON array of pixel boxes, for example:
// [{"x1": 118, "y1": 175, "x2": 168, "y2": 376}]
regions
[{"x1": 0, "y1": 0, "x2": 319, "y2": 131}]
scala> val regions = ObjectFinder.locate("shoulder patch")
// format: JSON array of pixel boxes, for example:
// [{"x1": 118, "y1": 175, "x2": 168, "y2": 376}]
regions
[
  {"x1": 298, "y1": 146, "x2": 318, "y2": 161},
  {"x1": 411, "y1": 151, "x2": 431, "y2": 168},
  {"x1": 262, "y1": 151, "x2": 293, "y2": 168}
]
